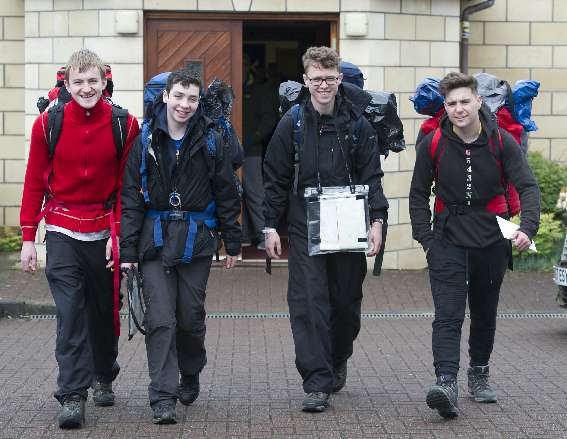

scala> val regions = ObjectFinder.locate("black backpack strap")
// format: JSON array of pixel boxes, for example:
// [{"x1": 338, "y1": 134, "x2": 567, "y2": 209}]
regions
[
  {"x1": 46, "y1": 104, "x2": 65, "y2": 158},
  {"x1": 111, "y1": 105, "x2": 129, "y2": 160},
  {"x1": 290, "y1": 104, "x2": 303, "y2": 195}
]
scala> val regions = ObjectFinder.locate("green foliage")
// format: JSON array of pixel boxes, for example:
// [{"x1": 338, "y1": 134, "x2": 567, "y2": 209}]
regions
[
  {"x1": 511, "y1": 213, "x2": 564, "y2": 271},
  {"x1": 0, "y1": 227, "x2": 22, "y2": 252},
  {"x1": 527, "y1": 152, "x2": 567, "y2": 212}
]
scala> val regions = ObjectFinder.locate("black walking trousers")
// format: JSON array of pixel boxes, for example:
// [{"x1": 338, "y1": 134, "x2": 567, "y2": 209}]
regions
[
  {"x1": 427, "y1": 238, "x2": 510, "y2": 377},
  {"x1": 287, "y1": 233, "x2": 367, "y2": 394},
  {"x1": 141, "y1": 256, "x2": 212, "y2": 406},
  {"x1": 45, "y1": 232, "x2": 119, "y2": 404}
]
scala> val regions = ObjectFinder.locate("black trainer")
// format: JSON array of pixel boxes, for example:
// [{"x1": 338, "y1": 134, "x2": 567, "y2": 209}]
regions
[
  {"x1": 152, "y1": 400, "x2": 177, "y2": 425},
  {"x1": 178, "y1": 374, "x2": 200, "y2": 406},
  {"x1": 58, "y1": 394, "x2": 85, "y2": 429},
  {"x1": 332, "y1": 361, "x2": 347, "y2": 393},
  {"x1": 302, "y1": 392, "x2": 330, "y2": 412},
  {"x1": 468, "y1": 365, "x2": 497, "y2": 403},
  {"x1": 426, "y1": 375, "x2": 459, "y2": 419}
]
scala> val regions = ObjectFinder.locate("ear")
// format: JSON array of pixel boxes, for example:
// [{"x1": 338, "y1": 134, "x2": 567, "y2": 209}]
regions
[
  {"x1": 337, "y1": 72, "x2": 343, "y2": 85},
  {"x1": 302, "y1": 73, "x2": 308, "y2": 86},
  {"x1": 64, "y1": 80, "x2": 70, "y2": 92},
  {"x1": 162, "y1": 89, "x2": 168, "y2": 103},
  {"x1": 101, "y1": 77, "x2": 107, "y2": 90}
]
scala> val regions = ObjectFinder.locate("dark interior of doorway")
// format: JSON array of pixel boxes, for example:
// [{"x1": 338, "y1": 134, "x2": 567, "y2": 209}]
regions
[{"x1": 240, "y1": 20, "x2": 331, "y2": 261}]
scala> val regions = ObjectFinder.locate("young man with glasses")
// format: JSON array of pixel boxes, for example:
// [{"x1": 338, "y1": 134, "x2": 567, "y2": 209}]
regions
[{"x1": 263, "y1": 46, "x2": 388, "y2": 412}]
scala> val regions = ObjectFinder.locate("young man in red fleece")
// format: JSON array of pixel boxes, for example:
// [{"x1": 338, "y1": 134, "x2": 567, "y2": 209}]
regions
[{"x1": 19, "y1": 49, "x2": 139, "y2": 429}]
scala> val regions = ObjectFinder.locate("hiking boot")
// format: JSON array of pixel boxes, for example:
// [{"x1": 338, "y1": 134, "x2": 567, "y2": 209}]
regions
[
  {"x1": 302, "y1": 392, "x2": 330, "y2": 412},
  {"x1": 332, "y1": 361, "x2": 347, "y2": 393},
  {"x1": 152, "y1": 400, "x2": 177, "y2": 425},
  {"x1": 93, "y1": 381, "x2": 115, "y2": 407},
  {"x1": 178, "y1": 374, "x2": 200, "y2": 406},
  {"x1": 58, "y1": 394, "x2": 85, "y2": 429},
  {"x1": 426, "y1": 375, "x2": 459, "y2": 419},
  {"x1": 468, "y1": 365, "x2": 497, "y2": 403}
]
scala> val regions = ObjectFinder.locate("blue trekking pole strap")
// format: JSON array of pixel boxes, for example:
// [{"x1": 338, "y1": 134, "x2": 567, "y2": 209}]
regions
[{"x1": 145, "y1": 201, "x2": 218, "y2": 263}]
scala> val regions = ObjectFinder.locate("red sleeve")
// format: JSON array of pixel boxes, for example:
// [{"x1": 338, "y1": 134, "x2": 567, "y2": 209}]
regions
[
  {"x1": 20, "y1": 114, "x2": 50, "y2": 241},
  {"x1": 114, "y1": 115, "x2": 140, "y2": 236}
]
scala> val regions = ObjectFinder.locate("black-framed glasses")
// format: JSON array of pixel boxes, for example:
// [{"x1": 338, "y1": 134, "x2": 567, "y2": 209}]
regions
[{"x1": 306, "y1": 75, "x2": 340, "y2": 86}]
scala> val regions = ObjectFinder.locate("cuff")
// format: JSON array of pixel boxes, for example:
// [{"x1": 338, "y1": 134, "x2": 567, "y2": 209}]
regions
[
  {"x1": 119, "y1": 247, "x2": 138, "y2": 264},
  {"x1": 224, "y1": 241, "x2": 241, "y2": 256},
  {"x1": 21, "y1": 226, "x2": 38, "y2": 242}
]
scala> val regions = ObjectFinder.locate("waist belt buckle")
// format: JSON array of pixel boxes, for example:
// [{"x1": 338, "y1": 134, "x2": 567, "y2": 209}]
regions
[{"x1": 168, "y1": 210, "x2": 185, "y2": 221}]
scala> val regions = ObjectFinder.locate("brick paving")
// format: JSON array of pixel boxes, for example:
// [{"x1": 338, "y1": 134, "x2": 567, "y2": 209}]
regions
[{"x1": 0, "y1": 257, "x2": 566, "y2": 438}]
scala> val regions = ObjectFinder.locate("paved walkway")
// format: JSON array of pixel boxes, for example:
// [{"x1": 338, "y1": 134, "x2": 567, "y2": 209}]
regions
[{"x1": 0, "y1": 256, "x2": 565, "y2": 438}]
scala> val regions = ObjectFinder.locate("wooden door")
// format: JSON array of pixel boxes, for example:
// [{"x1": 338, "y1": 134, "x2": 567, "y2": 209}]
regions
[{"x1": 145, "y1": 19, "x2": 243, "y2": 138}]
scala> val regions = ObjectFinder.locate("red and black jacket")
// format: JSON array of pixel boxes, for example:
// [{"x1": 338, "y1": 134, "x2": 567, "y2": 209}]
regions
[{"x1": 409, "y1": 105, "x2": 540, "y2": 250}]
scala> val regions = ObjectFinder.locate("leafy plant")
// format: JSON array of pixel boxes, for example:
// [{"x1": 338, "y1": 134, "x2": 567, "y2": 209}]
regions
[
  {"x1": 527, "y1": 152, "x2": 567, "y2": 213},
  {"x1": 0, "y1": 227, "x2": 22, "y2": 252},
  {"x1": 511, "y1": 213, "x2": 564, "y2": 271}
]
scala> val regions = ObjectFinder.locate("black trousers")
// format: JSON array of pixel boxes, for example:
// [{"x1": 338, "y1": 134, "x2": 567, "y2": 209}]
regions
[
  {"x1": 287, "y1": 233, "x2": 366, "y2": 393},
  {"x1": 141, "y1": 256, "x2": 212, "y2": 406},
  {"x1": 45, "y1": 232, "x2": 119, "y2": 404},
  {"x1": 427, "y1": 238, "x2": 511, "y2": 377}
]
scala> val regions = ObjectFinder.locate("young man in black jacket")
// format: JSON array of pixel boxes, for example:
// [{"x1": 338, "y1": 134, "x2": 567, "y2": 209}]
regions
[
  {"x1": 120, "y1": 69, "x2": 241, "y2": 424},
  {"x1": 263, "y1": 47, "x2": 388, "y2": 412},
  {"x1": 409, "y1": 72, "x2": 540, "y2": 419}
]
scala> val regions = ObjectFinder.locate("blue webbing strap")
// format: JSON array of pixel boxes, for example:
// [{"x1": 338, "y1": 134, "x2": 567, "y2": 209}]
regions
[{"x1": 139, "y1": 121, "x2": 151, "y2": 204}]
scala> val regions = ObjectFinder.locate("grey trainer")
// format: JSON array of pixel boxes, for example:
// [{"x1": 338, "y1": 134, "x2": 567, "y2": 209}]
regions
[
  {"x1": 468, "y1": 365, "x2": 497, "y2": 403},
  {"x1": 58, "y1": 394, "x2": 85, "y2": 429},
  {"x1": 93, "y1": 381, "x2": 115, "y2": 407},
  {"x1": 152, "y1": 400, "x2": 177, "y2": 425},
  {"x1": 302, "y1": 392, "x2": 330, "y2": 412},
  {"x1": 426, "y1": 375, "x2": 459, "y2": 419}
]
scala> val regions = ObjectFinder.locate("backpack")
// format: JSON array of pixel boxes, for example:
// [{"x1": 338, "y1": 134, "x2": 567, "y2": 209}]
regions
[
  {"x1": 411, "y1": 74, "x2": 541, "y2": 217},
  {"x1": 38, "y1": 64, "x2": 128, "y2": 162},
  {"x1": 140, "y1": 72, "x2": 244, "y2": 204}
]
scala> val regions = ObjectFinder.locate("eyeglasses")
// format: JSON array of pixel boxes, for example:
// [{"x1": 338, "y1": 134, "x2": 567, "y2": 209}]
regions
[{"x1": 306, "y1": 76, "x2": 340, "y2": 86}]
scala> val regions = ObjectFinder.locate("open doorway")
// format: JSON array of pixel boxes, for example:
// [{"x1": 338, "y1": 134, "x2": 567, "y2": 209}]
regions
[{"x1": 240, "y1": 20, "x2": 332, "y2": 261}]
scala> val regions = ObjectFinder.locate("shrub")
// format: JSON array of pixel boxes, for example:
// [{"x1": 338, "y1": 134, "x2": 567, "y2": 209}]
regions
[
  {"x1": 527, "y1": 152, "x2": 567, "y2": 213},
  {"x1": 0, "y1": 227, "x2": 22, "y2": 252},
  {"x1": 511, "y1": 213, "x2": 564, "y2": 271}
]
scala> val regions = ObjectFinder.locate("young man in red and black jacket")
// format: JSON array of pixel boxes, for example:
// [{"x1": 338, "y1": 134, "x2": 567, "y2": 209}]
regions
[
  {"x1": 20, "y1": 49, "x2": 139, "y2": 429},
  {"x1": 409, "y1": 72, "x2": 540, "y2": 419}
]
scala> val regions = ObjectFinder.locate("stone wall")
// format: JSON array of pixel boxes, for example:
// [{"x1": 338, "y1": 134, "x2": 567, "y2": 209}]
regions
[
  {"x1": 468, "y1": 0, "x2": 567, "y2": 164},
  {"x1": 0, "y1": 0, "x2": 24, "y2": 227}
]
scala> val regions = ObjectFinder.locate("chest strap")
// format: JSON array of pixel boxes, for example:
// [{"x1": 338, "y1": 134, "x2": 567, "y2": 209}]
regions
[{"x1": 145, "y1": 201, "x2": 217, "y2": 263}]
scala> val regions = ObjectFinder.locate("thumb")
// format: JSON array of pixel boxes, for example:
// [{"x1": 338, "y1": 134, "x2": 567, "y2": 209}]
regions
[{"x1": 106, "y1": 241, "x2": 112, "y2": 260}]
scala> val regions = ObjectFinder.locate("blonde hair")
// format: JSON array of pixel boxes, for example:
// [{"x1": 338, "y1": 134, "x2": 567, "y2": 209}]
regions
[
  {"x1": 302, "y1": 46, "x2": 340, "y2": 72},
  {"x1": 65, "y1": 49, "x2": 105, "y2": 81}
]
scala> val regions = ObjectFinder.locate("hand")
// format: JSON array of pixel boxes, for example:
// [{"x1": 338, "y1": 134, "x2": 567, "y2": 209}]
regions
[
  {"x1": 106, "y1": 237, "x2": 119, "y2": 269},
  {"x1": 367, "y1": 222, "x2": 383, "y2": 257},
  {"x1": 120, "y1": 262, "x2": 138, "y2": 278},
  {"x1": 265, "y1": 231, "x2": 281, "y2": 259},
  {"x1": 224, "y1": 255, "x2": 238, "y2": 269},
  {"x1": 21, "y1": 241, "x2": 38, "y2": 273},
  {"x1": 511, "y1": 230, "x2": 531, "y2": 252}
]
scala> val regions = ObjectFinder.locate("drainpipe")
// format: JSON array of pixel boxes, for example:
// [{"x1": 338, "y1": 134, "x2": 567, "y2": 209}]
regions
[{"x1": 460, "y1": 0, "x2": 495, "y2": 74}]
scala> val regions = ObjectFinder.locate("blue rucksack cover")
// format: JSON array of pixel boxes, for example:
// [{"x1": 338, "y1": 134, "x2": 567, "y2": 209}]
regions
[
  {"x1": 410, "y1": 77, "x2": 444, "y2": 116},
  {"x1": 512, "y1": 80, "x2": 539, "y2": 132}
]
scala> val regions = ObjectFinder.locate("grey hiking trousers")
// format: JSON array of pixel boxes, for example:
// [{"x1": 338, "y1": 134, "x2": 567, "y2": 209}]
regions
[{"x1": 141, "y1": 256, "x2": 212, "y2": 406}]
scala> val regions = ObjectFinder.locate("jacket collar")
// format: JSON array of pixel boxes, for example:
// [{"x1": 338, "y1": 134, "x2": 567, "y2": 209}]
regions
[{"x1": 67, "y1": 97, "x2": 108, "y2": 122}]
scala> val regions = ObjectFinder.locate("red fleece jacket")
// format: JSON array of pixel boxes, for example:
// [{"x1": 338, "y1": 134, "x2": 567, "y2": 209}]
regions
[{"x1": 20, "y1": 98, "x2": 139, "y2": 241}]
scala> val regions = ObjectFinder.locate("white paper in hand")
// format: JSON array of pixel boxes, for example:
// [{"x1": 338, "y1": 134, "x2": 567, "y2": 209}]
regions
[{"x1": 496, "y1": 216, "x2": 537, "y2": 252}]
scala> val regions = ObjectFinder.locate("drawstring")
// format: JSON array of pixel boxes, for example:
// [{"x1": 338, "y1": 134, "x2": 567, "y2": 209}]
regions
[{"x1": 465, "y1": 248, "x2": 470, "y2": 288}]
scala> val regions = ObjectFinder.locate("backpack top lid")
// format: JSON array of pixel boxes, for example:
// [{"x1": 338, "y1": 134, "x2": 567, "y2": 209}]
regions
[
  {"x1": 410, "y1": 77, "x2": 443, "y2": 116},
  {"x1": 340, "y1": 61, "x2": 364, "y2": 89},
  {"x1": 143, "y1": 71, "x2": 171, "y2": 117}
]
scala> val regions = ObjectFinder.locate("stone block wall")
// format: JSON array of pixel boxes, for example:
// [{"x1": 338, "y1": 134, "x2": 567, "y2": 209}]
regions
[
  {"x1": 468, "y1": 0, "x2": 567, "y2": 163},
  {"x1": 0, "y1": 0, "x2": 24, "y2": 227}
]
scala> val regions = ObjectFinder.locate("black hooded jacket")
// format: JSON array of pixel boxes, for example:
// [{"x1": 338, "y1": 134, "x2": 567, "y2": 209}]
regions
[
  {"x1": 410, "y1": 104, "x2": 540, "y2": 250},
  {"x1": 263, "y1": 83, "x2": 388, "y2": 238},
  {"x1": 120, "y1": 101, "x2": 241, "y2": 263}
]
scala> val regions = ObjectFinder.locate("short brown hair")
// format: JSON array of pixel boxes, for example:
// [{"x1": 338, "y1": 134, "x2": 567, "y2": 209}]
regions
[
  {"x1": 65, "y1": 49, "x2": 106, "y2": 81},
  {"x1": 439, "y1": 72, "x2": 478, "y2": 97},
  {"x1": 302, "y1": 46, "x2": 340, "y2": 72}
]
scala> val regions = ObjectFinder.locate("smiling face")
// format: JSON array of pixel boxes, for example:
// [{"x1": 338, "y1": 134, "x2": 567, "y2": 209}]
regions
[
  {"x1": 163, "y1": 82, "x2": 200, "y2": 129},
  {"x1": 443, "y1": 86, "x2": 482, "y2": 131},
  {"x1": 303, "y1": 63, "x2": 342, "y2": 113},
  {"x1": 64, "y1": 66, "x2": 106, "y2": 109}
]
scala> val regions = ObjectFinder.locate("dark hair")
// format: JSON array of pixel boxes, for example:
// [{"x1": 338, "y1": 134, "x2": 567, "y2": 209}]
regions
[
  {"x1": 302, "y1": 46, "x2": 340, "y2": 72},
  {"x1": 165, "y1": 69, "x2": 201, "y2": 94},
  {"x1": 439, "y1": 72, "x2": 478, "y2": 97}
]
